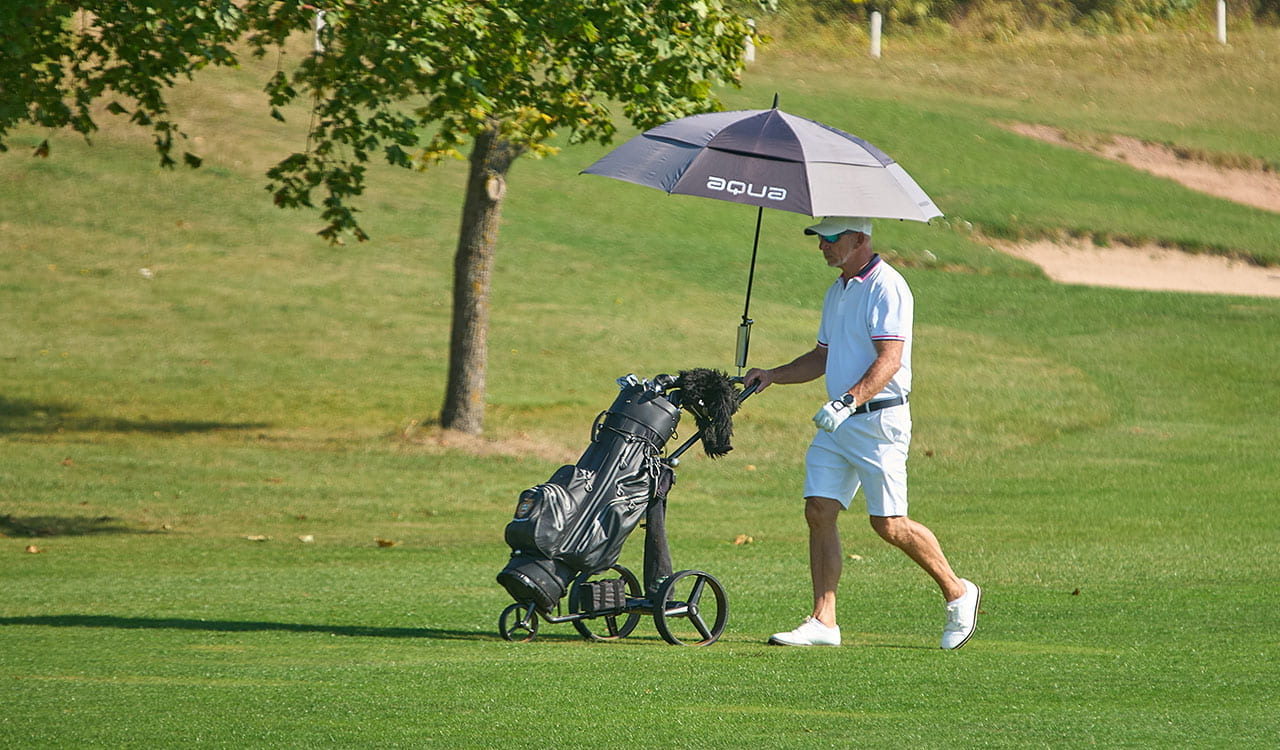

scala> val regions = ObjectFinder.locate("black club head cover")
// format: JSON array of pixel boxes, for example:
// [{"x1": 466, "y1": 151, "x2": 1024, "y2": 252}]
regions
[{"x1": 674, "y1": 368, "x2": 741, "y2": 458}]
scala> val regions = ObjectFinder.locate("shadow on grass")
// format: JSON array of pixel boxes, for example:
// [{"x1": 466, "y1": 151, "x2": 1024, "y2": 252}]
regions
[
  {"x1": 0, "y1": 614, "x2": 508, "y2": 641},
  {"x1": 0, "y1": 397, "x2": 270, "y2": 435},
  {"x1": 865, "y1": 643, "x2": 938, "y2": 651},
  {"x1": 0, "y1": 515, "x2": 160, "y2": 538}
]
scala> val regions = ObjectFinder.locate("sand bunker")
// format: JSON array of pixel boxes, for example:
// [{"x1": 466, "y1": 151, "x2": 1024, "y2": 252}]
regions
[
  {"x1": 998, "y1": 123, "x2": 1280, "y2": 298},
  {"x1": 995, "y1": 237, "x2": 1280, "y2": 298},
  {"x1": 1005, "y1": 123, "x2": 1280, "y2": 214}
]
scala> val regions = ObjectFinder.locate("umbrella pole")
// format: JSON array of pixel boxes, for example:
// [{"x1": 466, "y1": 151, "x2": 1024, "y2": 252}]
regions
[{"x1": 735, "y1": 206, "x2": 763, "y2": 376}]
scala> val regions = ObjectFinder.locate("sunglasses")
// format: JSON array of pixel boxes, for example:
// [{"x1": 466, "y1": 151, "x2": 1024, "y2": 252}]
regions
[{"x1": 818, "y1": 231, "x2": 850, "y2": 243}]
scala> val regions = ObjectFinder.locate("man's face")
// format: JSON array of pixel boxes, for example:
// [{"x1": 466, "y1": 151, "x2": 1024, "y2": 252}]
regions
[{"x1": 818, "y1": 231, "x2": 864, "y2": 268}]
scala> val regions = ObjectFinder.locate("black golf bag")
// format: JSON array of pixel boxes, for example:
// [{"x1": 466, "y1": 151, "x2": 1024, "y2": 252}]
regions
[{"x1": 497, "y1": 370, "x2": 739, "y2": 614}]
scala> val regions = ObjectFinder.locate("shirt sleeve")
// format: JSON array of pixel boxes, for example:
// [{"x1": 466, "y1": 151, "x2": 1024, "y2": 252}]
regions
[{"x1": 868, "y1": 276, "x2": 913, "y2": 343}]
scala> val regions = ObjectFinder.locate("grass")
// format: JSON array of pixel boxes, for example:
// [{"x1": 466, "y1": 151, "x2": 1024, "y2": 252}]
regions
[{"x1": 3, "y1": 25, "x2": 1280, "y2": 748}]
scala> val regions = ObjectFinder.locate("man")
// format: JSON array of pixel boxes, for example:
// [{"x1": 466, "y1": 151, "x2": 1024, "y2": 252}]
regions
[{"x1": 743, "y1": 216, "x2": 980, "y2": 649}]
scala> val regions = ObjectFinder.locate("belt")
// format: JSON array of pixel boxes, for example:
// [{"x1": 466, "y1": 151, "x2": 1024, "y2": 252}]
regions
[{"x1": 852, "y1": 394, "x2": 909, "y2": 415}]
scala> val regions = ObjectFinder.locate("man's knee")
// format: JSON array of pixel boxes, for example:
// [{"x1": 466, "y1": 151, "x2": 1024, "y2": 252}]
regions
[
  {"x1": 870, "y1": 514, "x2": 910, "y2": 546},
  {"x1": 804, "y1": 496, "x2": 842, "y2": 529}
]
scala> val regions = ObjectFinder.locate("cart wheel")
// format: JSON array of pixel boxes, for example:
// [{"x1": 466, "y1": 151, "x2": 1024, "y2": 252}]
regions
[
  {"x1": 499, "y1": 602, "x2": 539, "y2": 642},
  {"x1": 654, "y1": 569, "x2": 728, "y2": 646},
  {"x1": 569, "y1": 565, "x2": 642, "y2": 642}
]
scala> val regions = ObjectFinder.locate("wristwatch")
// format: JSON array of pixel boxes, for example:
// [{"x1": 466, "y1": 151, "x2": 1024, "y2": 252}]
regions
[{"x1": 840, "y1": 393, "x2": 856, "y2": 407}]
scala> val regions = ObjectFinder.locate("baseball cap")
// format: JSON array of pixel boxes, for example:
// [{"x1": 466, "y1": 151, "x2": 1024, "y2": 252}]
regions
[{"x1": 803, "y1": 217, "x2": 872, "y2": 237}]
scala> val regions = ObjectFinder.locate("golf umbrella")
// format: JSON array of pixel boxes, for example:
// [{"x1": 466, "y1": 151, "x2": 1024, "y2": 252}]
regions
[{"x1": 582, "y1": 100, "x2": 942, "y2": 371}]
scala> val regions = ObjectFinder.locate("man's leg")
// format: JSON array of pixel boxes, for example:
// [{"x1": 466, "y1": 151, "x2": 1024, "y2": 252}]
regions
[
  {"x1": 806, "y1": 496, "x2": 844, "y2": 627},
  {"x1": 869, "y1": 515, "x2": 965, "y2": 602}
]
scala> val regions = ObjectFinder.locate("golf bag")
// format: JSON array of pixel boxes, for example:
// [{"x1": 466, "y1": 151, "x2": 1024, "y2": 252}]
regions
[{"x1": 497, "y1": 370, "x2": 739, "y2": 614}]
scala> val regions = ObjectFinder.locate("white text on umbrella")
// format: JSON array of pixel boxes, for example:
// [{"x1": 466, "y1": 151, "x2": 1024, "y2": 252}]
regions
[{"x1": 706, "y1": 176, "x2": 787, "y2": 201}]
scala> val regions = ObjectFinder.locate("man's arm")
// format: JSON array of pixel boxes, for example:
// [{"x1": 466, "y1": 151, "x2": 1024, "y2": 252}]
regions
[
  {"x1": 743, "y1": 345, "x2": 828, "y2": 393},
  {"x1": 811, "y1": 339, "x2": 904, "y2": 434},
  {"x1": 841, "y1": 339, "x2": 903, "y2": 406}
]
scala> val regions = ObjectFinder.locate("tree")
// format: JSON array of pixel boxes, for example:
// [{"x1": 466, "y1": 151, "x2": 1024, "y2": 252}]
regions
[
  {"x1": 1, "y1": 1, "x2": 249, "y2": 166},
  {"x1": 0, "y1": 0, "x2": 769, "y2": 435},
  {"x1": 254, "y1": 0, "x2": 770, "y2": 435}
]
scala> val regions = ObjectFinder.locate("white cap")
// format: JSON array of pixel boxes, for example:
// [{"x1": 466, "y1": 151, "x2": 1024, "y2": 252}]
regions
[{"x1": 804, "y1": 216, "x2": 872, "y2": 237}]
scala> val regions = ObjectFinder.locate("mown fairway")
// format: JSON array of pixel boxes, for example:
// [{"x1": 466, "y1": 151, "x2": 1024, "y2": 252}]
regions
[{"x1": 3, "y1": 27, "x2": 1279, "y2": 747}]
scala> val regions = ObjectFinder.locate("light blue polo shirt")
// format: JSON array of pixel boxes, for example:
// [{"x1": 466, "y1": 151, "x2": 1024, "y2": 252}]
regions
[{"x1": 816, "y1": 254, "x2": 913, "y2": 403}]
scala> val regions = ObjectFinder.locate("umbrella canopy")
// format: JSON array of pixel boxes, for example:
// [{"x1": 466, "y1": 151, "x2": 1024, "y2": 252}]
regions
[{"x1": 582, "y1": 106, "x2": 942, "y2": 222}]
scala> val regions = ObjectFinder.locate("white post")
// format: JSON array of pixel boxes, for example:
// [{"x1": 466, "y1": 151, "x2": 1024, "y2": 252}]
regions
[
  {"x1": 870, "y1": 11, "x2": 882, "y2": 59},
  {"x1": 313, "y1": 10, "x2": 326, "y2": 55},
  {"x1": 1216, "y1": 1, "x2": 1227, "y2": 45},
  {"x1": 745, "y1": 18, "x2": 756, "y2": 63}
]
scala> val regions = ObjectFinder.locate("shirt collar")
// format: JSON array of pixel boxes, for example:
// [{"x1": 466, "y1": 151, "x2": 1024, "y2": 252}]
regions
[{"x1": 845, "y1": 254, "x2": 881, "y2": 284}]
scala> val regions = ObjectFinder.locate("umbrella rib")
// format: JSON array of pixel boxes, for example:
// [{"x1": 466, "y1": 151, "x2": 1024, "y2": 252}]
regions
[
  {"x1": 702, "y1": 146, "x2": 802, "y2": 163},
  {"x1": 806, "y1": 159, "x2": 897, "y2": 167},
  {"x1": 645, "y1": 133, "x2": 704, "y2": 147}
]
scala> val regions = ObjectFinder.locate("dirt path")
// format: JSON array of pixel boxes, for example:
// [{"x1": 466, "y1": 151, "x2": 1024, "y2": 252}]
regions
[{"x1": 996, "y1": 123, "x2": 1280, "y2": 298}]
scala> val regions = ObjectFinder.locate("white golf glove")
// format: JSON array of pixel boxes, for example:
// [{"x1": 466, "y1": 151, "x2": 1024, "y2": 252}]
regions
[{"x1": 813, "y1": 399, "x2": 853, "y2": 433}]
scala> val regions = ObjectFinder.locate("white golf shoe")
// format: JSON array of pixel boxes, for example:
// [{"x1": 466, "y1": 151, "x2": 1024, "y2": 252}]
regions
[
  {"x1": 768, "y1": 616, "x2": 841, "y2": 647},
  {"x1": 941, "y1": 579, "x2": 981, "y2": 650}
]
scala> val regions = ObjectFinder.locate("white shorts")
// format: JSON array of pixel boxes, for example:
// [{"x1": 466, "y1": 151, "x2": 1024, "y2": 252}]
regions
[{"x1": 803, "y1": 405, "x2": 911, "y2": 517}]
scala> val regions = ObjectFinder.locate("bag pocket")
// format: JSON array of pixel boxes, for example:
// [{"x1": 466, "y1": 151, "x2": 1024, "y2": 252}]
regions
[{"x1": 504, "y1": 465, "x2": 593, "y2": 557}]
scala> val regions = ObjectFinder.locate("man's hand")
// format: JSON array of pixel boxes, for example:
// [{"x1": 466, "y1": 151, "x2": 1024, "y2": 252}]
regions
[
  {"x1": 743, "y1": 367, "x2": 775, "y2": 393},
  {"x1": 813, "y1": 399, "x2": 852, "y2": 433}
]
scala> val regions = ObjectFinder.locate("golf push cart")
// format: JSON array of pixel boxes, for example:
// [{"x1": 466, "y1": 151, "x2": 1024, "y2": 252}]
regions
[{"x1": 496, "y1": 368, "x2": 753, "y2": 646}]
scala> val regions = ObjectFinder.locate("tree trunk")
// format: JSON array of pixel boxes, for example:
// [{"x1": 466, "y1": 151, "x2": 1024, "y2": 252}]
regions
[{"x1": 440, "y1": 123, "x2": 523, "y2": 435}]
